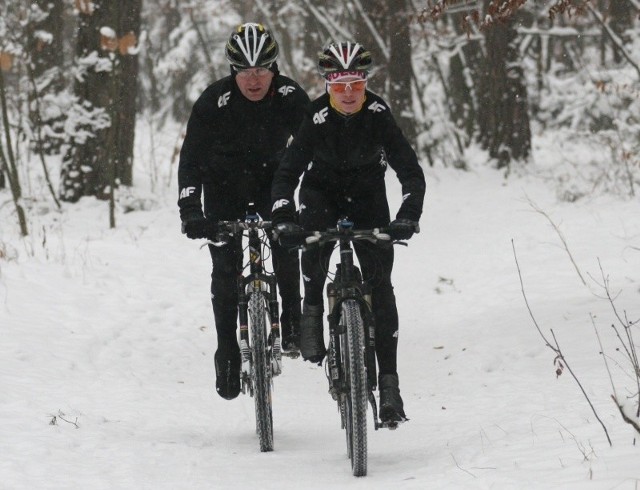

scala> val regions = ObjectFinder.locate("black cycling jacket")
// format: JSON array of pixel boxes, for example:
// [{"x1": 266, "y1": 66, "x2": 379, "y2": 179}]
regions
[
  {"x1": 178, "y1": 74, "x2": 310, "y2": 221},
  {"x1": 271, "y1": 91, "x2": 425, "y2": 223}
]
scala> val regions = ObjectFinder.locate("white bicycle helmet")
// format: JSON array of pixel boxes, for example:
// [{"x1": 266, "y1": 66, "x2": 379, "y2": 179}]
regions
[{"x1": 225, "y1": 22, "x2": 279, "y2": 69}]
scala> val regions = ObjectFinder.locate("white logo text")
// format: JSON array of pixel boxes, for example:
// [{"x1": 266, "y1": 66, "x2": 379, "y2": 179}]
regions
[
  {"x1": 313, "y1": 107, "x2": 329, "y2": 124},
  {"x1": 368, "y1": 101, "x2": 386, "y2": 113},
  {"x1": 272, "y1": 198, "x2": 290, "y2": 211},
  {"x1": 218, "y1": 91, "x2": 231, "y2": 107},
  {"x1": 278, "y1": 86, "x2": 295, "y2": 96},
  {"x1": 179, "y1": 187, "x2": 196, "y2": 199}
]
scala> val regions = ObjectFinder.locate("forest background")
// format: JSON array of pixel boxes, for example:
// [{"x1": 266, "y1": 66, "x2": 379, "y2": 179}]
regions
[
  {"x1": 1, "y1": 0, "x2": 639, "y2": 235},
  {"x1": 1, "y1": 1, "x2": 640, "y2": 487}
]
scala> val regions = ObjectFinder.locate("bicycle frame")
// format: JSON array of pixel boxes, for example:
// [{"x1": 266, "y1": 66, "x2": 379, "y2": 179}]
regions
[
  {"x1": 299, "y1": 219, "x2": 396, "y2": 476},
  {"x1": 212, "y1": 204, "x2": 282, "y2": 452},
  {"x1": 325, "y1": 225, "x2": 377, "y2": 398},
  {"x1": 233, "y1": 212, "x2": 282, "y2": 380}
]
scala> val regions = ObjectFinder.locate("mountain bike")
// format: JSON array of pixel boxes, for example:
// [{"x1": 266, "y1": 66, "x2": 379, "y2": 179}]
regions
[
  {"x1": 208, "y1": 204, "x2": 283, "y2": 452},
  {"x1": 291, "y1": 219, "x2": 404, "y2": 476}
]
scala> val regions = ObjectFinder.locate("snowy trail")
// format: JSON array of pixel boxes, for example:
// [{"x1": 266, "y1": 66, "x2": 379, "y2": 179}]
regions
[{"x1": 2, "y1": 166, "x2": 640, "y2": 489}]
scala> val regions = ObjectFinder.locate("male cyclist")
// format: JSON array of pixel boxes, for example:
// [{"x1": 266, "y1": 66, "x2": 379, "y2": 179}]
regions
[
  {"x1": 178, "y1": 23, "x2": 310, "y2": 400},
  {"x1": 271, "y1": 42, "x2": 425, "y2": 423}
]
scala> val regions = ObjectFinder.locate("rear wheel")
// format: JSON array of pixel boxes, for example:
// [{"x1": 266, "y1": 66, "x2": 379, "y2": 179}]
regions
[
  {"x1": 249, "y1": 291, "x2": 273, "y2": 452},
  {"x1": 341, "y1": 299, "x2": 367, "y2": 476}
]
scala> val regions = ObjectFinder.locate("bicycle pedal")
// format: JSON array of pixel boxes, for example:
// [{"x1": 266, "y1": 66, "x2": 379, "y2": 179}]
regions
[
  {"x1": 271, "y1": 357, "x2": 283, "y2": 376},
  {"x1": 241, "y1": 361, "x2": 251, "y2": 376}
]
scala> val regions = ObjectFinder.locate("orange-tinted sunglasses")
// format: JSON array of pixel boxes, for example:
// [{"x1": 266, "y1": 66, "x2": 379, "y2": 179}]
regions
[{"x1": 327, "y1": 79, "x2": 367, "y2": 93}]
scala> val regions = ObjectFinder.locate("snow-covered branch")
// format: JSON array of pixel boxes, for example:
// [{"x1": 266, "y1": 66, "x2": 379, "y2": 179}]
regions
[{"x1": 585, "y1": 3, "x2": 640, "y2": 80}]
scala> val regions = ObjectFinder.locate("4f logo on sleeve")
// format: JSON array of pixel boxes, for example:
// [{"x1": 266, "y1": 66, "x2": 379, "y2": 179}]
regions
[
  {"x1": 368, "y1": 101, "x2": 386, "y2": 113},
  {"x1": 218, "y1": 91, "x2": 231, "y2": 107},
  {"x1": 272, "y1": 198, "x2": 290, "y2": 211},
  {"x1": 379, "y1": 151, "x2": 388, "y2": 168},
  {"x1": 179, "y1": 186, "x2": 196, "y2": 200},
  {"x1": 312, "y1": 107, "x2": 329, "y2": 125},
  {"x1": 278, "y1": 85, "x2": 295, "y2": 96}
]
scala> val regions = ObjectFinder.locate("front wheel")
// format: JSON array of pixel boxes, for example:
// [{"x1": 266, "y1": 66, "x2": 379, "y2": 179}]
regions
[
  {"x1": 341, "y1": 299, "x2": 368, "y2": 476},
  {"x1": 248, "y1": 291, "x2": 274, "y2": 452}
]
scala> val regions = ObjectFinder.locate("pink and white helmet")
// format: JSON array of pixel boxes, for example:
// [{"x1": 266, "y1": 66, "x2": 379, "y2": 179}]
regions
[{"x1": 317, "y1": 41, "x2": 372, "y2": 79}]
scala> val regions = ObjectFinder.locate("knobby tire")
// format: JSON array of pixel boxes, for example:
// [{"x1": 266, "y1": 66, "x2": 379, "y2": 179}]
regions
[
  {"x1": 342, "y1": 299, "x2": 368, "y2": 476},
  {"x1": 249, "y1": 291, "x2": 274, "y2": 452}
]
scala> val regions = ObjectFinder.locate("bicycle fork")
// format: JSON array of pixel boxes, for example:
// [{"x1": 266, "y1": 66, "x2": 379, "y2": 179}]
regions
[
  {"x1": 237, "y1": 276, "x2": 252, "y2": 394},
  {"x1": 249, "y1": 228, "x2": 282, "y2": 373},
  {"x1": 237, "y1": 276, "x2": 283, "y2": 390},
  {"x1": 326, "y1": 272, "x2": 380, "y2": 429},
  {"x1": 266, "y1": 273, "x2": 283, "y2": 376}
]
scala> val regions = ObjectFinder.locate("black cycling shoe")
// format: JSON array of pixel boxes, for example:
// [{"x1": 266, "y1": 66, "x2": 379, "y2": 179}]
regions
[
  {"x1": 281, "y1": 333, "x2": 300, "y2": 355},
  {"x1": 379, "y1": 373, "x2": 407, "y2": 423},
  {"x1": 214, "y1": 345, "x2": 241, "y2": 400}
]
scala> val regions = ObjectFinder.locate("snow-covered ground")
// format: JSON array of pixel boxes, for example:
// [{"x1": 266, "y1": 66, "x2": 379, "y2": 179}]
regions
[{"x1": 1, "y1": 135, "x2": 640, "y2": 488}]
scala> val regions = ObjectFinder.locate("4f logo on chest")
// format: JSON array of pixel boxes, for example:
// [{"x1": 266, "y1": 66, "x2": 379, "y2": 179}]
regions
[
  {"x1": 218, "y1": 91, "x2": 231, "y2": 107},
  {"x1": 278, "y1": 85, "x2": 295, "y2": 96},
  {"x1": 368, "y1": 101, "x2": 386, "y2": 113},
  {"x1": 313, "y1": 107, "x2": 329, "y2": 125}
]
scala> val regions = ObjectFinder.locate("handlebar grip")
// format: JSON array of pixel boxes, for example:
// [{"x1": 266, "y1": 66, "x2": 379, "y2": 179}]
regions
[{"x1": 278, "y1": 230, "x2": 315, "y2": 247}]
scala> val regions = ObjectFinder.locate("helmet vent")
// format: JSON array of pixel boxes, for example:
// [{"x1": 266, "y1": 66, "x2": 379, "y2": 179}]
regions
[
  {"x1": 327, "y1": 41, "x2": 362, "y2": 70},
  {"x1": 233, "y1": 23, "x2": 267, "y2": 67},
  {"x1": 225, "y1": 22, "x2": 279, "y2": 69}
]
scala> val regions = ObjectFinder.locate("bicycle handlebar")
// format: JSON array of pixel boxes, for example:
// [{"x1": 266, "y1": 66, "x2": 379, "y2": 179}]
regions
[
  {"x1": 215, "y1": 219, "x2": 273, "y2": 234},
  {"x1": 200, "y1": 218, "x2": 273, "y2": 244},
  {"x1": 282, "y1": 226, "x2": 402, "y2": 249}
]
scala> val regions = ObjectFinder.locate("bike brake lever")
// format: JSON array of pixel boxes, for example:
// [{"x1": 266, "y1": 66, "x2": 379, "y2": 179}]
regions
[
  {"x1": 201, "y1": 239, "x2": 230, "y2": 248},
  {"x1": 305, "y1": 234, "x2": 320, "y2": 245}
]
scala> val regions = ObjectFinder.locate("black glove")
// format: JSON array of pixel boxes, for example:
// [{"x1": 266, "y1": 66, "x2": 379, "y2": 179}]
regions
[
  {"x1": 181, "y1": 217, "x2": 216, "y2": 240},
  {"x1": 388, "y1": 219, "x2": 419, "y2": 240},
  {"x1": 273, "y1": 222, "x2": 303, "y2": 247},
  {"x1": 271, "y1": 198, "x2": 296, "y2": 227}
]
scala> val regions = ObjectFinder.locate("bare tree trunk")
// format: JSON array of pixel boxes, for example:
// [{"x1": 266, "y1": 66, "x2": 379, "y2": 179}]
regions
[
  {"x1": 447, "y1": 11, "x2": 481, "y2": 144},
  {"x1": 351, "y1": 0, "x2": 417, "y2": 146},
  {"x1": 477, "y1": 3, "x2": 531, "y2": 169},
  {"x1": 29, "y1": 0, "x2": 64, "y2": 78},
  {"x1": 388, "y1": 0, "x2": 417, "y2": 146},
  {"x1": 115, "y1": 0, "x2": 142, "y2": 187},
  {"x1": 0, "y1": 68, "x2": 28, "y2": 236},
  {"x1": 588, "y1": 2, "x2": 640, "y2": 77},
  {"x1": 609, "y1": 0, "x2": 633, "y2": 65},
  {"x1": 599, "y1": 0, "x2": 607, "y2": 65},
  {"x1": 353, "y1": 0, "x2": 388, "y2": 96},
  {"x1": 59, "y1": 0, "x2": 140, "y2": 204},
  {"x1": 60, "y1": 1, "x2": 112, "y2": 202},
  {"x1": 25, "y1": 0, "x2": 64, "y2": 207},
  {"x1": 25, "y1": 0, "x2": 65, "y2": 154}
]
